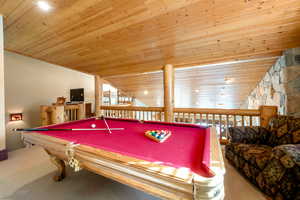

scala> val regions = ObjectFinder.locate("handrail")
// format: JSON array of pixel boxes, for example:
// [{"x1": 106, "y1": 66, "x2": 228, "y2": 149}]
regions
[
  {"x1": 100, "y1": 106, "x2": 164, "y2": 112},
  {"x1": 173, "y1": 108, "x2": 260, "y2": 116}
]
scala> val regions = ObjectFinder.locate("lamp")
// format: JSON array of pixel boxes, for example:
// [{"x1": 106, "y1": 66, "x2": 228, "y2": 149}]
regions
[{"x1": 10, "y1": 113, "x2": 23, "y2": 121}]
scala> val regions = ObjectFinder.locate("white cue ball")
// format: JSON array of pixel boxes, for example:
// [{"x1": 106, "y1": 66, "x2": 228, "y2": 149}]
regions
[{"x1": 91, "y1": 124, "x2": 96, "y2": 128}]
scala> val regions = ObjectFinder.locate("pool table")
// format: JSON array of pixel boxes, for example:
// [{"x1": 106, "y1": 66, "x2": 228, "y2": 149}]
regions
[{"x1": 22, "y1": 118, "x2": 225, "y2": 200}]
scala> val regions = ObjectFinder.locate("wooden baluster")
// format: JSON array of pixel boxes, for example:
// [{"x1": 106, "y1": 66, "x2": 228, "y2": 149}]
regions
[
  {"x1": 234, "y1": 115, "x2": 237, "y2": 127},
  {"x1": 242, "y1": 115, "x2": 245, "y2": 127},
  {"x1": 206, "y1": 114, "x2": 208, "y2": 125},
  {"x1": 65, "y1": 110, "x2": 68, "y2": 121},
  {"x1": 200, "y1": 114, "x2": 202, "y2": 125},
  {"x1": 219, "y1": 115, "x2": 222, "y2": 139},
  {"x1": 192, "y1": 113, "x2": 196, "y2": 124},
  {"x1": 69, "y1": 110, "x2": 72, "y2": 121},
  {"x1": 212, "y1": 114, "x2": 215, "y2": 126},
  {"x1": 250, "y1": 116, "x2": 253, "y2": 127},
  {"x1": 226, "y1": 115, "x2": 229, "y2": 139}
]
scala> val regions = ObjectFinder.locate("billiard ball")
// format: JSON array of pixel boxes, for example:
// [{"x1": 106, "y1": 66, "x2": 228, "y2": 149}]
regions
[{"x1": 91, "y1": 124, "x2": 96, "y2": 128}]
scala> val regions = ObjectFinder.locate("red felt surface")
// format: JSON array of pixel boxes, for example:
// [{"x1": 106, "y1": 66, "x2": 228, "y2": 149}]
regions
[{"x1": 38, "y1": 118, "x2": 211, "y2": 177}]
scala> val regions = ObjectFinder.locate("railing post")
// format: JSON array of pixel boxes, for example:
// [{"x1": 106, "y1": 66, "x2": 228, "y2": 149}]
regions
[
  {"x1": 95, "y1": 75, "x2": 103, "y2": 117},
  {"x1": 78, "y1": 103, "x2": 85, "y2": 120},
  {"x1": 259, "y1": 106, "x2": 278, "y2": 128},
  {"x1": 52, "y1": 105, "x2": 65, "y2": 124},
  {"x1": 40, "y1": 105, "x2": 51, "y2": 126},
  {"x1": 163, "y1": 64, "x2": 175, "y2": 122}
]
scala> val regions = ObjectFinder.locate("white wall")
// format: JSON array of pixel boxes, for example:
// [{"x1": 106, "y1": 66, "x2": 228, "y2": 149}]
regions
[
  {"x1": 5, "y1": 51, "x2": 95, "y2": 151},
  {"x1": 0, "y1": 16, "x2": 5, "y2": 151}
]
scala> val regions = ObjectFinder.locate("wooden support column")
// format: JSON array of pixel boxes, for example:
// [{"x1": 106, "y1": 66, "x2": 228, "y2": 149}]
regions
[
  {"x1": 94, "y1": 75, "x2": 102, "y2": 117},
  {"x1": 259, "y1": 105, "x2": 278, "y2": 128},
  {"x1": 163, "y1": 64, "x2": 175, "y2": 122}
]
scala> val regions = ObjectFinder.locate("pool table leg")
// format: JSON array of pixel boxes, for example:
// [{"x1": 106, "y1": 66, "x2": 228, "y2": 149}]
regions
[{"x1": 44, "y1": 149, "x2": 66, "y2": 182}]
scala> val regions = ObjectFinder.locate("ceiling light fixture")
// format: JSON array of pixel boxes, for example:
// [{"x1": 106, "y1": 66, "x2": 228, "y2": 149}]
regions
[
  {"x1": 195, "y1": 89, "x2": 199, "y2": 93},
  {"x1": 143, "y1": 90, "x2": 149, "y2": 95},
  {"x1": 37, "y1": 1, "x2": 52, "y2": 11},
  {"x1": 224, "y1": 77, "x2": 233, "y2": 84}
]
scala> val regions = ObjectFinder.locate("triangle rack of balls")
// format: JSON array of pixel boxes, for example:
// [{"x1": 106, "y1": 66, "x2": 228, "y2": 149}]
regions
[{"x1": 145, "y1": 130, "x2": 172, "y2": 143}]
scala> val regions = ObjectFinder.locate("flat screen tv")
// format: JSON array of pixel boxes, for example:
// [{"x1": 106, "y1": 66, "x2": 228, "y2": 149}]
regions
[{"x1": 70, "y1": 88, "x2": 84, "y2": 102}]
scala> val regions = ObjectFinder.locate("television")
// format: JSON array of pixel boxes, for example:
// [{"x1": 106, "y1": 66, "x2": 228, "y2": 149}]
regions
[{"x1": 70, "y1": 88, "x2": 84, "y2": 102}]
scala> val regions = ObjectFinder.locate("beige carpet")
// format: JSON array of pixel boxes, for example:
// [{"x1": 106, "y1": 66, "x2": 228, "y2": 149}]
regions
[{"x1": 0, "y1": 146, "x2": 266, "y2": 200}]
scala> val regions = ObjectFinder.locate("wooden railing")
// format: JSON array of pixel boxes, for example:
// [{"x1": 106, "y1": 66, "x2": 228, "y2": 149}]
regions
[
  {"x1": 173, "y1": 108, "x2": 261, "y2": 139},
  {"x1": 101, "y1": 106, "x2": 164, "y2": 121},
  {"x1": 100, "y1": 105, "x2": 278, "y2": 140},
  {"x1": 41, "y1": 104, "x2": 85, "y2": 126},
  {"x1": 64, "y1": 104, "x2": 85, "y2": 122},
  {"x1": 40, "y1": 103, "x2": 277, "y2": 141}
]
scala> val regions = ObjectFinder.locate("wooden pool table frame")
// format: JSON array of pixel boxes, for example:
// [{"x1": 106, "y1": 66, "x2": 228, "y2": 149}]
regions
[{"x1": 22, "y1": 126, "x2": 225, "y2": 200}]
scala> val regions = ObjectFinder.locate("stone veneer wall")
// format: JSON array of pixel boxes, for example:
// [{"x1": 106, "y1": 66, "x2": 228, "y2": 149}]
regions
[{"x1": 242, "y1": 48, "x2": 300, "y2": 117}]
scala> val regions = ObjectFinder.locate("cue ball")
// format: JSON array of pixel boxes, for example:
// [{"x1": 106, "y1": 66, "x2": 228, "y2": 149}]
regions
[{"x1": 91, "y1": 124, "x2": 96, "y2": 128}]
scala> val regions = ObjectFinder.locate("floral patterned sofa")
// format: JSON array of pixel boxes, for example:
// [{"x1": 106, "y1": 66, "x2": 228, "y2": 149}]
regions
[{"x1": 225, "y1": 116, "x2": 300, "y2": 200}]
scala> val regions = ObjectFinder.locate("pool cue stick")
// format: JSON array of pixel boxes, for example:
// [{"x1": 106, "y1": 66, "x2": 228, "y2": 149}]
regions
[
  {"x1": 102, "y1": 116, "x2": 112, "y2": 134},
  {"x1": 13, "y1": 128, "x2": 124, "y2": 132}
]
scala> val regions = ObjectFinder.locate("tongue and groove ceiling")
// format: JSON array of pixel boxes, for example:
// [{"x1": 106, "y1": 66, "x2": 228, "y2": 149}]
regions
[{"x1": 1, "y1": 0, "x2": 300, "y2": 108}]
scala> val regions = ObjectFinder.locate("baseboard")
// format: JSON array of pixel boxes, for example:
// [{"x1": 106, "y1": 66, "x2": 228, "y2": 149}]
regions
[{"x1": 0, "y1": 149, "x2": 8, "y2": 161}]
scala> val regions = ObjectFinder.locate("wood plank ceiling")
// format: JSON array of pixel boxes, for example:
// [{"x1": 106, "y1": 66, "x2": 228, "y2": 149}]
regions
[
  {"x1": 1, "y1": 0, "x2": 300, "y2": 108},
  {"x1": 106, "y1": 58, "x2": 277, "y2": 108}
]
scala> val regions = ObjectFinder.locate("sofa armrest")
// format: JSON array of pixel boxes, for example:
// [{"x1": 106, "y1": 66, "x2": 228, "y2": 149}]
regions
[
  {"x1": 272, "y1": 144, "x2": 300, "y2": 168},
  {"x1": 228, "y1": 126, "x2": 270, "y2": 144}
]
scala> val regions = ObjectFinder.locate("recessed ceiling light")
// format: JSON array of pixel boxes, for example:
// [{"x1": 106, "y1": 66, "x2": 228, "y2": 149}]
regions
[
  {"x1": 143, "y1": 90, "x2": 148, "y2": 95},
  {"x1": 195, "y1": 89, "x2": 199, "y2": 93},
  {"x1": 224, "y1": 77, "x2": 233, "y2": 84},
  {"x1": 37, "y1": 1, "x2": 52, "y2": 11}
]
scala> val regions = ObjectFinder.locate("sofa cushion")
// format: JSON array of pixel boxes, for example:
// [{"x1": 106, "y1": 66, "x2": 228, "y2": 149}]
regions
[
  {"x1": 268, "y1": 116, "x2": 300, "y2": 146},
  {"x1": 227, "y1": 143, "x2": 272, "y2": 170},
  {"x1": 228, "y1": 126, "x2": 270, "y2": 144}
]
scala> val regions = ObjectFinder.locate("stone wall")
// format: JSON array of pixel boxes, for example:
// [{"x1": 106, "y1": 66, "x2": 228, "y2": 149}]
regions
[{"x1": 242, "y1": 48, "x2": 300, "y2": 117}]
